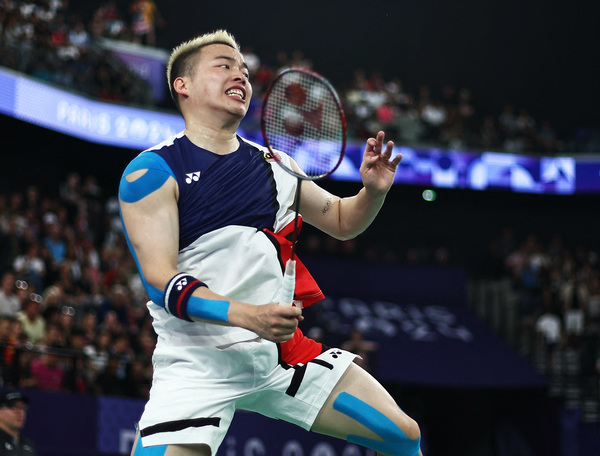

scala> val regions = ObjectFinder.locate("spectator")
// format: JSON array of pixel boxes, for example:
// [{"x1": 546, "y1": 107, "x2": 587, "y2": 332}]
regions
[
  {"x1": 98, "y1": 284, "x2": 133, "y2": 330},
  {"x1": 79, "y1": 309, "x2": 98, "y2": 345},
  {"x1": 560, "y1": 272, "x2": 589, "y2": 345},
  {"x1": 15, "y1": 348, "x2": 37, "y2": 390},
  {"x1": 122, "y1": 357, "x2": 151, "y2": 399},
  {"x1": 95, "y1": 353, "x2": 127, "y2": 396},
  {"x1": 66, "y1": 20, "x2": 91, "y2": 53},
  {"x1": 10, "y1": 319, "x2": 26, "y2": 345},
  {"x1": 478, "y1": 115, "x2": 500, "y2": 150},
  {"x1": 84, "y1": 329, "x2": 111, "y2": 382},
  {"x1": 41, "y1": 321, "x2": 67, "y2": 348},
  {"x1": 90, "y1": 2, "x2": 126, "y2": 40},
  {"x1": 64, "y1": 327, "x2": 90, "y2": 393},
  {"x1": 40, "y1": 285, "x2": 65, "y2": 324},
  {"x1": 537, "y1": 120, "x2": 557, "y2": 153},
  {"x1": 129, "y1": 0, "x2": 164, "y2": 46},
  {"x1": 16, "y1": 298, "x2": 46, "y2": 345},
  {"x1": 29, "y1": 345, "x2": 65, "y2": 391},
  {"x1": 0, "y1": 272, "x2": 19, "y2": 316},
  {"x1": 42, "y1": 217, "x2": 66, "y2": 265},
  {"x1": 341, "y1": 327, "x2": 379, "y2": 375},
  {"x1": 0, "y1": 390, "x2": 37, "y2": 455},
  {"x1": 586, "y1": 274, "x2": 600, "y2": 330},
  {"x1": 0, "y1": 316, "x2": 19, "y2": 387},
  {"x1": 498, "y1": 104, "x2": 518, "y2": 138},
  {"x1": 12, "y1": 243, "x2": 46, "y2": 293},
  {"x1": 535, "y1": 291, "x2": 562, "y2": 374}
]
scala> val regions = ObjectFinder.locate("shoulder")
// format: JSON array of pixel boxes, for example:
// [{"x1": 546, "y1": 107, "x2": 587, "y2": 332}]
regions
[
  {"x1": 119, "y1": 151, "x2": 177, "y2": 204},
  {"x1": 0, "y1": 428, "x2": 10, "y2": 442},
  {"x1": 123, "y1": 151, "x2": 173, "y2": 176},
  {"x1": 238, "y1": 136, "x2": 266, "y2": 152},
  {"x1": 123, "y1": 132, "x2": 185, "y2": 176},
  {"x1": 20, "y1": 436, "x2": 37, "y2": 454},
  {"x1": 238, "y1": 136, "x2": 292, "y2": 167}
]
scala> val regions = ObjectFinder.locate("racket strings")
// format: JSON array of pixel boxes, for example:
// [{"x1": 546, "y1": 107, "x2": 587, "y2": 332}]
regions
[{"x1": 263, "y1": 71, "x2": 345, "y2": 179}]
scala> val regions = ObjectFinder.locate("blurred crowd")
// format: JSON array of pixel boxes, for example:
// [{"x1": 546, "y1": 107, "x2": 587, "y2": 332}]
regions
[
  {"x1": 1, "y1": 0, "x2": 599, "y2": 154},
  {"x1": 341, "y1": 76, "x2": 568, "y2": 155},
  {"x1": 0, "y1": 0, "x2": 599, "y2": 402},
  {"x1": 0, "y1": 174, "x2": 598, "y2": 400},
  {"x1": 0, "y1": 0, "x2": 154, "y2": 105},
  {"x1": 483, "y1": 227, "x2": 600, "y2": 380},
  {"x1": 0, "y1": 174, "x2": 153, "y2": 398}
]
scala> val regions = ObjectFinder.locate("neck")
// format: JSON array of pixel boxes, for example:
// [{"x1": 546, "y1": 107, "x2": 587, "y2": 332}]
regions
[
  {"x1": 0, "y1": 423, "x2": 18, "y2": 440},
  {"x1": 181, "y1": 105, "x2": 244, "y2": 155},
  {"x1": 184, "y1": 122, "x2": 240, "y2": 155}
]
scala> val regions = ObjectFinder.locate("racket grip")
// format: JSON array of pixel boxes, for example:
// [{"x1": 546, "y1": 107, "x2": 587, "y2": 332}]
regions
[{"x1": 279, "y1": 259, "x2": 296, "y2": 306}]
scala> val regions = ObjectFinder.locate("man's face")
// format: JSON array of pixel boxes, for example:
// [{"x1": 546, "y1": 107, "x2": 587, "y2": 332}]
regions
[
  {"x1": 0, "y1": 401, "x2": 27, "y2": 433},
  {"x1": 181, "y1": 43, "x2": 253, "y2": 120}
]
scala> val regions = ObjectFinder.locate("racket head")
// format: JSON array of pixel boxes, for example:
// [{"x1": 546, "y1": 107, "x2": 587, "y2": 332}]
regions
[{"x1": 261, "y1": 68, "x2": 347, "y2": 180}]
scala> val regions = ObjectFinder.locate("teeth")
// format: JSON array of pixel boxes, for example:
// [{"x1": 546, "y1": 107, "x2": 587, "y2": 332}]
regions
[{"x1": 226, "y1": 89, "x2": 244, "y2": 99}]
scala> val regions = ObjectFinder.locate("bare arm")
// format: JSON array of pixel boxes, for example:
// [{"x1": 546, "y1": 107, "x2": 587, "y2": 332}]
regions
[
  {"x1": 119, "y1": 168, "x2": 301, "y2": 342},
  {"x1": 297, "y1": 131, "x2": 401, "y2": 240}
]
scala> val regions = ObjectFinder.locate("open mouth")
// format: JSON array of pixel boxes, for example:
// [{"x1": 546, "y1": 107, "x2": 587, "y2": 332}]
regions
[{"x1": 225, "y1": 88, "x2": 245, "y2": 100}]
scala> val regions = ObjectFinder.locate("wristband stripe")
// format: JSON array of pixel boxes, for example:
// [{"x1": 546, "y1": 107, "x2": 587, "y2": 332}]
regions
[
  {"x1": 176, "y1": 279, "x2": 204, "y2": 321},
  {"x1": 164, "y1": 273, "x2": 207, "y2": 322}
]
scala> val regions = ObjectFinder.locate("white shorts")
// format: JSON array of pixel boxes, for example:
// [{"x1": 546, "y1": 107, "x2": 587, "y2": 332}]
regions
[{"x1": 138, "y1": 337, "x2": 356, "y2": 454}]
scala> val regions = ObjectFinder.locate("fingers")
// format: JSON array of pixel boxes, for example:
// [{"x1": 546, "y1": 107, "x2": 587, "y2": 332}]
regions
[
  {"x1": 377, "y1": 131, "x2": 394, "y2": 159},
  {"x1": 382, "y1": 140, "x2": 394, "y2": 159},
  {"x1": 367, "y1": 131, "x2": 394, "y2": 153},
  {"x1": 366, "y1": 131, "x2": 385, "y2": 153},
  {"x1": 364, "y1": 131, "x2": 397, "y2": 169},
  {"x1": 254, "y1": 304, "x2": 302, "y2": 343}
]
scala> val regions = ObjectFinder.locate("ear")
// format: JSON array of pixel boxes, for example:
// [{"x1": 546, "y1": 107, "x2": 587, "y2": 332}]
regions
[{"x1": 173, "y1": 77, "x2": 189, "y2": 98}]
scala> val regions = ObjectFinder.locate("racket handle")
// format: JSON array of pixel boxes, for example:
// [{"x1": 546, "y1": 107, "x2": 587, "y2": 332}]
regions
[{"x1": 279, "y1": 259, "x2": 296, "y2": 306}]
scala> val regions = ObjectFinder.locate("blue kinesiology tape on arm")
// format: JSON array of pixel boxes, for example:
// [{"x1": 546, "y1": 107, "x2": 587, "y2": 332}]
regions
[
  {"x1": 187, "y1": 295, "x2": 229, "y2": 322},
  {"x1": 119, "y1": 152, "x2": 174, "y2": 203},
  {"x1": 119, "y1": 152, "x2": 174, "y2": 305}
]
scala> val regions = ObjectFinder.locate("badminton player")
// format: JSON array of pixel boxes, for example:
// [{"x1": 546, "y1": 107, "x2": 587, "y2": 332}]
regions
[{"x1": 120, "y1": 29, "x2": 421, "y2": 456}]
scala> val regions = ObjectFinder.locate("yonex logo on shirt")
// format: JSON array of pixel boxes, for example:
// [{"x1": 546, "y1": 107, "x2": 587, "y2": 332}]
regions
[{"x1": 186, "y1": 172, "x2": 201, "y2": 184}]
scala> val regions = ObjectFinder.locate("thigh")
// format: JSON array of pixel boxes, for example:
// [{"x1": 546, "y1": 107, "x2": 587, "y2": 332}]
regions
[
  {"x1": 131, "y1": 429, "x2": 211, "y2": 456},
  {"x1": 310, "y1": 363, "x2": 420, "y2": 442},
  {"x1": 165, "y1": 444, "x2": 211, "y2": 456},
  {"x1": 238, "y1": 346, "x2": 357, "y2": 430}
]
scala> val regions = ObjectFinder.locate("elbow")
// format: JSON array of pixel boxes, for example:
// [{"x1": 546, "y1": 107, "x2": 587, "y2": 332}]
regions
[
  {"x1": 331, "y1": 227, "x2": 363, "y2": 242},
  {"x1": 335, "y1": 232, "x2": 358, "y2": 242}
]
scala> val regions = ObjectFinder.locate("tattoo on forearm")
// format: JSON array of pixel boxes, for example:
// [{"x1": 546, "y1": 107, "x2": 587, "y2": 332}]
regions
[{"x1": 322, "y1": 196, "x2": 333, "y2": 215}]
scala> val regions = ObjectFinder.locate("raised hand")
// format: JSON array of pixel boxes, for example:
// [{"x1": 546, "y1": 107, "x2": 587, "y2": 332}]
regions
[{"x1": 359, "y1": 131, "x2": 402, "y2": 195}]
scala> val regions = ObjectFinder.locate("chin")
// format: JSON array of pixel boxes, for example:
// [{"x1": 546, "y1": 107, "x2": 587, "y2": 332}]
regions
[{"x1": 228, "y1": 107, "x2": 248, "y2": 119}]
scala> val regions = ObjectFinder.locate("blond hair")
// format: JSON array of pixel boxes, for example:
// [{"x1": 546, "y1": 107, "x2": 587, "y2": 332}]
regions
[{"x1": 166, "y1": 29, "x2": 241, "y2": 110}]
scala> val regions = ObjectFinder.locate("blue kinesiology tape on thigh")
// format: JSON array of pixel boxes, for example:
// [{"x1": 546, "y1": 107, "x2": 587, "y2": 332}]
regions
[
  {"x1": 132, "y1": 434, "x2": 167, "y2": 456},
  {"x1": 333, "y1": 392, "x2": 420, "y2": 456},
  {"x1": 119, "y1": 152, "x2": 174, "y2": 203}
]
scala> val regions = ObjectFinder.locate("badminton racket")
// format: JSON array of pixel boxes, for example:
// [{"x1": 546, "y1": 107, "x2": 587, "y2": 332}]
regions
[{"x1": 261, "y1": 68, "x2": 347, "y2": 305}]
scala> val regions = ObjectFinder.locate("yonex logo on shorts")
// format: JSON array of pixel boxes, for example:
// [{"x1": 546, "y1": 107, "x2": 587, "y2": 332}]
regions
[{"x1": 186, "y1": 172, "x2": 201, "y2": 184}]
